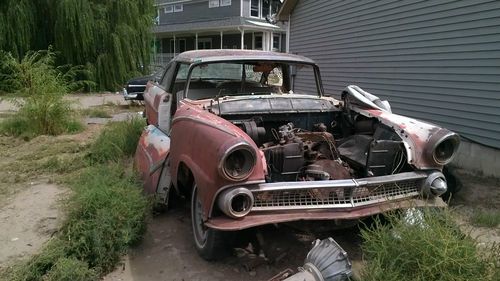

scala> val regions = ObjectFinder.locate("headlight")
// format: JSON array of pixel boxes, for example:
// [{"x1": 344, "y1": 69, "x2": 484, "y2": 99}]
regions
[
  {"x1": 219, "y1": 143, "x2": 256, "y2": 181},
  {"x1": 432, "y1": 134, "x2": 460, "y2": 165},
  {"x1": 217, "y1": 187, "x2": 254, "y2": 218}
]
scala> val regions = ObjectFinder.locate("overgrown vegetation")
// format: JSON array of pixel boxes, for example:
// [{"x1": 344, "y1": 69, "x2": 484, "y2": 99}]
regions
[
  {"x1": 0, "y1": 50, "x2": 83, "y2": 139},
  {"x1": 470, "y1": 209, "x2": 500, "y2": 228},
  {"x1": 88, "y1": 117, "x2": 145, "y2": 163},
  {"x1": 81, "y1": 108, "x2": 112, "y2": 118},
  {"x1": 4, "y1": 118, "x2": 150, "y2": 280},
  {"x1": 0, "y1": 0, "x2": 155, "y2": 90},
  {"x1": 361, "y1": 209, "x2": 500, "y2": 281}
]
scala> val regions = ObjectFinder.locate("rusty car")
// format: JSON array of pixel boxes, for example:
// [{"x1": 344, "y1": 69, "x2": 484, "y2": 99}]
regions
[{"x1": 135, "y1": 50, "x2": 460, "y2": 260}]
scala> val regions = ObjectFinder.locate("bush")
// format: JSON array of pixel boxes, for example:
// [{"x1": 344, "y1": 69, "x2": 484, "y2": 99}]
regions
[
  {"x1": 10, "y1": 239, "x2": 67, "y2": 281},
  {"x1": 470, "y1": 209, "x2": 500, "y2": 228},
  {"x1": 360, "y1": 208, "x2": 499, "y2": 281},
  {"x1": 61, "y1": 163, "x2": 149, "y2": 273},
  {"x1": 0, "y1": 50, "x2": 82, "y2": 138},
  {"x1": 44, "y1": 258, "x2": 97, "y2": 281},
  {"x1": 88, "y1": 117, "x2": 145, "y2": 163}
]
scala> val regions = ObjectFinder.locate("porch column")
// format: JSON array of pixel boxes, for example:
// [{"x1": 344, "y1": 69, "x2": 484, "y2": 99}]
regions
[
  {"x1": 240, "y1": 28, "x2": 245, "y2": 50},
  {"x1": 220, "y1": 31, "x2": 223, "y2": 49},
  {"x1": 195, "y1": 33, "x2": 198, "y2": 50},
  {"x1": 173, "y1": 34, "x2": 176, "y2": 56},
  {"x1": 270, "y1": 32, "x2": 274, "y2": 51}
]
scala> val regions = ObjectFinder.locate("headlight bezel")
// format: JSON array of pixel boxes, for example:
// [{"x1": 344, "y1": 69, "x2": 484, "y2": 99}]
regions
[
  {"x1": 219, "y1": 142, "x2": 257, "y2": 181},
  {"x1": 431, "y1": 133, "x2": 460, "y2": 166}
]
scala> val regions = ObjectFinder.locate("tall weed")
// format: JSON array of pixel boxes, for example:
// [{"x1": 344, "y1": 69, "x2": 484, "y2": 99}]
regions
[
  {"x1": 88, "y1": 117, "x2": 145, "y2": 163},
  {"x1": 361, "y1": 208, "x2": 499, "y2": 281},
  {"x1": 0, "y1": 49, "x2": 82, "y2": 138}
]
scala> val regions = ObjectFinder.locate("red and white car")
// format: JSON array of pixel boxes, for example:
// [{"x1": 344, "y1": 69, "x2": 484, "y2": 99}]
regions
[{"x1": 135, "y1": 50, "x2": 459, "y2": 260}]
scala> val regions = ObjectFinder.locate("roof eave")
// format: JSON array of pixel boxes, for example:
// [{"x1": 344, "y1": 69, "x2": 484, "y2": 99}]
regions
[{"x1": 277, "y1": 0, "x2": 299, "y2": 21}]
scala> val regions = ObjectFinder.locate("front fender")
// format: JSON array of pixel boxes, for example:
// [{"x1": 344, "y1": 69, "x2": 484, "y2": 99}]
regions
[
  {"x1": 170, "y1": 104, "x2": 266, "y2": 219},
  {"x1": 353, "y1": 107, "x2": 459, "y2": 169}
]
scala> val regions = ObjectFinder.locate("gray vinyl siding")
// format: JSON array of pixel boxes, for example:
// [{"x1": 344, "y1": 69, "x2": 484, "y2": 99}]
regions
[
  {"x1": 158, "y1": 0, "x2": 240, "y2": 24},
  {"x1": 288, "y1": 0, "x2": 500, "y2": 149}
]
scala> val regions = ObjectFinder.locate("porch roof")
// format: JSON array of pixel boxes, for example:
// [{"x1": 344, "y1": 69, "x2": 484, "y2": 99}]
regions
[{"x1": 153, "y1": 16, "x2": 284, "y2": 35}]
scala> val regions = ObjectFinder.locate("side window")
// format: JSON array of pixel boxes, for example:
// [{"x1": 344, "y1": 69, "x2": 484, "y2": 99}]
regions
[
  {"x1": 171, "y1": 63, "x2": 190, "y2": 95},
  {"x1": 160, "y1": 63, "x2": 176, "y2": 91}
]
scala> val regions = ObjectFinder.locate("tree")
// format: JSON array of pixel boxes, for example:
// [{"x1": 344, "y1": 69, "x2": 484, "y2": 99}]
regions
[{"x1": 0, "y1": 0, "x2": 155, "y2": 91}]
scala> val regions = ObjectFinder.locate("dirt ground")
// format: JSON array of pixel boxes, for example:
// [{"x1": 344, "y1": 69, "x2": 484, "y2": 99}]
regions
[
  {"x1": 0, "y1": 93, "x2": 128, "y2": 272},
  {"x1": 0, "y1": 93, "x2": 498, "y2": 281},
  {"x1": 0, "y1": 183, "x2": 66, "y2": 267},
  {"x1": 103, "y1": 204, "x2": 364, "y2": 281}
]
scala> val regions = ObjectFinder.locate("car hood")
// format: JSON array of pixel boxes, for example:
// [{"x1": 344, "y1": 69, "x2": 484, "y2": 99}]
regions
[{"x1": 126, "y1": 75, "x2": 154, "y2": 85}]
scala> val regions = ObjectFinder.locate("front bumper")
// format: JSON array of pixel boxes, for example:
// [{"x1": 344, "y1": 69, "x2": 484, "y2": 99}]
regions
[
  {"x1": 207, "y1": 171, "x2": 446, "y2": 230},
  {"x1": 122, "y1": 87, "x2": 144, "y2": 101}
]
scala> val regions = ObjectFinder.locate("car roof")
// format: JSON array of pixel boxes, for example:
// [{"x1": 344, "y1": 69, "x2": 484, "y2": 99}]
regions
[{"x1": 172, "y1": 49, "x2": 316, "y2": 65}]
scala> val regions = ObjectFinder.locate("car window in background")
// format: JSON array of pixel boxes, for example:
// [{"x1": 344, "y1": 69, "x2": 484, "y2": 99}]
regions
[{"x1": 190, "y1": 63, "x2": 242, "y2": 80}]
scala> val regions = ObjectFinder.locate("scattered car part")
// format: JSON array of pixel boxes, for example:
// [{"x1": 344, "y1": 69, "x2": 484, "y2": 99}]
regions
[{"x1": 272, "y1": 238, "x2": 352, "y2": 281}]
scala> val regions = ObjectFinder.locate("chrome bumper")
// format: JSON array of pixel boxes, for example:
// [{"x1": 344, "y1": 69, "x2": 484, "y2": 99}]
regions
[
  {"x1": 216, "y1": 171, "x2": 444, "y2": 213},
  {"x1": 123, "y1": 88, "x2": 141, "y2": 100}
]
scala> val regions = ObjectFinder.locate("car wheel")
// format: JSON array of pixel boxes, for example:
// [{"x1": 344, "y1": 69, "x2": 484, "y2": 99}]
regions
[{"x1": 191, "y1": 184, "x2": 232, "y2": 261}]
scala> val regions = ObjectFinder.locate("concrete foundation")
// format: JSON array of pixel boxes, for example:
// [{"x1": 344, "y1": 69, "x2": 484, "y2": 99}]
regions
[{"x1": 451, "y1": 139, "x2": 500, "y2": 178}]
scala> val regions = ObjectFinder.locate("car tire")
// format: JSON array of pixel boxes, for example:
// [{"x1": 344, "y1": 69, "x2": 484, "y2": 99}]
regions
[{"x1": 191, "y1": 184, "x2": 233, "y2": 261}]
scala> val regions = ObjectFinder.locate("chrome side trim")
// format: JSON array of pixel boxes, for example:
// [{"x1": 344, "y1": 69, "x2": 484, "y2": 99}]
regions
[{"x1": 249, "y1": 171, "x2": 427, "y2": 192}]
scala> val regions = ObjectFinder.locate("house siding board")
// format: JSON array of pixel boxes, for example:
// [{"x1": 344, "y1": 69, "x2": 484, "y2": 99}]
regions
[
  {"x1": 289, "y1": 0, "x2": 500, "y2": 148},
  {"x1": 159, "y1": 0, "x2": 240, "y2": 24},
  {"x1": 242, "y1": 0, "x2": 250, "y2": 17}
]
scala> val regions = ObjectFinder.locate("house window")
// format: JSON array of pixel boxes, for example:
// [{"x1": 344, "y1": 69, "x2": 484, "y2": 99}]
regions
[
  {"x1": 254, "y1": 34, "x2": 263, "y2": 50},
  {"x1": 174, "y1": 4, "x2": 183, "y2": 12},
  {"x1": 209, "y1": 0, "x2": 219, "y2": 8},
  {"x1": 179, "y1": 39, "x2": 186, "y2": 53},
  {"x1": 198, "y1": 38, "x2": 212, "y2": 49},
  {"x1": 170, "y1": 39, "x2": 175, "y2": 53},
  {"x1": 272, "y1": 34, "x2": 281, "y2": 51},
  {"x1": 262, "y1": 0, "x2": 270, "y2": 18},
  {"x1": 271, "y1": 0, "x2": 280, "y2": 15},
  {"x1": 220, "y1": 0, "x2": 231, "y2": 6},
  {"x1": 250, "y1": 0, "x2": 260, "y2": 17},
  {"x1": 164, "y1": 5, "x2": 173, "y2": 13}
]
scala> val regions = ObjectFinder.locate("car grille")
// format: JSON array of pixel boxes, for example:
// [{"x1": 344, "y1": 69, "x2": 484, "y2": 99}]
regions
[{"x1": 252, "y1": 179, "x2": 421, "y2": 211}]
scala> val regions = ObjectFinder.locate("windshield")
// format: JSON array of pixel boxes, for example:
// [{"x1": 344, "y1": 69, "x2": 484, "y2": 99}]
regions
[{"x1": 183, "y1": 61, "x2": 321, "y2": 100}]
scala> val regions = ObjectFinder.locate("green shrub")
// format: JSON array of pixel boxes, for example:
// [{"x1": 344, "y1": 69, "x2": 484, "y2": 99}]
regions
[
  {"x1": 360, "y1": 209, "x2": 498, "y2": 281},
  {"x1": 62, "y1": 163, "x2": 148, "y2": 273},
  {"x1": 44, "y1": 258, "x2": 97, "y2": 281},
  {"x1": 82, "y1": 108, "x2": 112, "y2": 118},
  {"x1": 10, "y1": 239, "x2": 67, "y2": 281},
  {"x1": 0, "y1": 50, "x2": 82, "y2": 138},
  {"x1": 470, "y1": 209, "x2": 500, "y2": 228},
  {"x1": 88, "y1": 117, "x2": 145, "y2": 163}
]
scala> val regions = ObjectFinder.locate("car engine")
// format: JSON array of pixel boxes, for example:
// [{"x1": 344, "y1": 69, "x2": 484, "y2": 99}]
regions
[{"x1": 236, "y1": 120, "x2": 352, "y2": 183}]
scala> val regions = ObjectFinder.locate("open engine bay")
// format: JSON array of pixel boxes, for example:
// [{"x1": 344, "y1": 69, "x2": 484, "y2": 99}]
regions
[{"x1": 225, "y1": 111, "x2": 410, "y2": 183}]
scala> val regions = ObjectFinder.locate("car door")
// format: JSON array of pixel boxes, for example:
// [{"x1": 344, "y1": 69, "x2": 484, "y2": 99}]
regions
[{"x1": 135, "y1": 62, "x2": 177, "y2": 203}]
